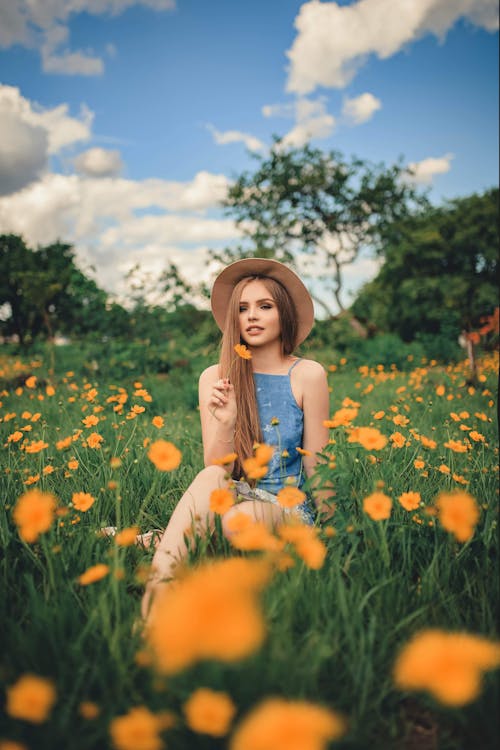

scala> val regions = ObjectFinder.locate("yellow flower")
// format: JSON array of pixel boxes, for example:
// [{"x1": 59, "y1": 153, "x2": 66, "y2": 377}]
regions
[
  {"x1": 148, "y1": 440, "x2": 182, "y2": 471},
  {"x1": 234, "y1": 343, "x2": 252, "y2": 359},
  {"x1": 212, "y1": 452, "x2": 238, "y2": 466},
  {"x1": 183, "y1": 688, "x2": 236, "y2": 737},
  {"x1": 393, "y1": 629, "x2": 500, "y2": 706},
  {"x1": 438, "y1": 464, "x2": 451, "y2": 475},
  {"x1": 82, "y1": 414, "x2": 99, "y2": 428},
  {"x1": 78, "y1": 563, "x2": 110, "y2": 586},
  {"x1": 109, "y1": 706, "x2": 163, "y2": 750},
  {"x1": 79, "y1": 701, "x2": 100, "y2": 719},
  {"x1": 326, "y1": 407, "x2": 358, "y2": 428},
  {"x1": 229, "y1": 518, "x2": 284, "y2": 553},
  {"x1": 278, "y1": 523, "x2": 327, "y2": 570},
  {"x1": 115, "y1": 526, "x2": 140, "y2": 546},
  {"x1": 210, "y1": 488, "x2": 235, "y2": 515},
  {"x1": 72, "y1": 492, "x2": 96, "y2": 512},
  {"x1": 46, "y1": 385, "x2": 55, "y2": 396},
  {"x1": 363, "y1": 492, "x2": 392, "y2": 521},
  {"x1": 436, "y1": 490, "x2": 479, "y2": 542},
  {"x1": 398, "y1": 492, "x2": 421, "y2": 512},
  {"x1": 242, "y1": 457, "x2": 269, "y2": 480},
  {"x1": 7, "y1": 430, "x2": 23, "y2": 443},
  {"x1": 67, "y1": 459, "x2": 79, "y2": 470},
  {"x1": 13, "y1": 490, "x2": 57, "y2": 543},
  {"x1": 6, "y1": 674, "x2": 56, "y2": 723},
  {"x1": 146, "y1": 557, "x2": 271, "y2": 674},
  {"x1": 414, "y1": 458, "x2": 425, "y2": 470},
  {"x1": 254, "y1": 443, "x2": 275, "y2": 465},
  {"x1": 390, "y1": 432, "x2": 406, "y2": 448},
  {"x1": 435, "y1": 385, "x2": 445, "y2": 396},
  {"x1": 230, "y1": 698, "x2": 345, "y2": 750},
  {"x1": 373, "y1": 410, "x2": 385, "y2": 420},
  {"x1": 86, "y1": 432, "x2": 104, "y2": 449},
  {"x1": 469, "y1": 430, "x2": 485, "y2": 443},
  {"x1": 152, "y1": 416, "x2": 164, "y2": 429},
  {"x1": 444, "y1": 439, "x2": 468, "y2": 453},
  {"x1": 25, "y1": 376, "x2": 37, "y2": 388},
  {"x1": 296, "y1": 447, "x2": 312, "y2": 456},
  {"x1": 276, "y1": 486, "x2": 306, "y2": 509},
  {"x1": 348, "y1": 427, "x2": 388, "y2": 451},
  {"x1": 24, "y1": 439, "x2": 49, "y2": 454}
]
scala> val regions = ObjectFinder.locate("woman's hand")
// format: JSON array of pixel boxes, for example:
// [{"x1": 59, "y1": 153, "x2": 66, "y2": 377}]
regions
[{"x1": 209, "y1": 378, "x2": 237, "y2": 426}]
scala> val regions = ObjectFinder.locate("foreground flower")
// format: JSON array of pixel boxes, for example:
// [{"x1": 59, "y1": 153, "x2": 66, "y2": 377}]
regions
[
  {"x1": 145, "y1": 557, "x2": 271, "y2": 673},
  {"x1": 276, "y1": 486, "x2": 306, "y2": 509},
  {"x1": 398, "y1": 492, "x2": 421, "y2": 512},
  {"x1": 229, "y1": 519, "x2": 284, "y2": 553},
  {"x1": 109, "y1": 706, "x2": 163, "y2": 750},
  {"x1": 115, "y1": 526, "x2": 140, "y2": 546},
  {"x1": 393, "y1": 629, "x2": 500, "y2": 706},
  {"x1": 436, "y1": 491, "x2": 479, "y2": 542},
  {"x1": 363, "y1": 492, "x2": 392, "y2": 521},
  {"x1": 183, "y1": 688, "x2": 236, "y2": 737},
  {"x1": 78, "y1": 563, "x2": 110, "y2": 586},
  {"x1": 72, "y1": 492, "x2": 96, "y2": 512},
  {"x1": 147, "y1": 440, "x2": 182, "y2": 471},
  {"x1": 209, "y1": 488, "x2": 235, "y2": 515},
  {"x1": 6, "y1": 674, "x2": 56, "y2": 723},
  {"x1": 13, "y1": 490, "x2": 57, "y2": 543},
  {"x1": 230, "y1": 698, "x2": 345, "y2": 750},
  {"x1": 278, "y1": 523, "x2": 327, "y2": 570}
]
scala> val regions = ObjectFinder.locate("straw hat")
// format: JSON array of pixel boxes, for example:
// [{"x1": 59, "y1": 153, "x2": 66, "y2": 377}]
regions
[{"x1": 211, "y1": 257, "x2": 314, "y2": 345}]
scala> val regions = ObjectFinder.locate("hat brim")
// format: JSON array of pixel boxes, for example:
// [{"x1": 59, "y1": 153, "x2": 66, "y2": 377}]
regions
[{"x1": 210, "y1": 258, "x2": 314, "y2": 346}]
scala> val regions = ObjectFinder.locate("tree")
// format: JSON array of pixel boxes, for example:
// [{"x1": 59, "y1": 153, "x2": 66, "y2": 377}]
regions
[
  {"x1": 351, "y1": 188, "x2": 499, "y2": 341},
  {"x1": 221, "y1": 142, "x2": 427, "y2": 316}
]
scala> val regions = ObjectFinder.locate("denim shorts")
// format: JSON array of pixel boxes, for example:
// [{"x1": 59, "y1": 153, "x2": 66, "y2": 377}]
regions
[{"x1": 233, "y1": 480, "x2": 316, "y2": 526}]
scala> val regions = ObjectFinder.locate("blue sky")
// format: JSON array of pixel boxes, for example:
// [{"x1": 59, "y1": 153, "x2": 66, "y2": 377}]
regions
[{"x1": 0, "y1": 0, "x2": 498, "y2": 313}]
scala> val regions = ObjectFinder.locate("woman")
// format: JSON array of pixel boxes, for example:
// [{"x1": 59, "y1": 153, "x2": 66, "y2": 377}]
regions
[{"x1": 141, "y1": 258, "x2": 330, "y2": 616}]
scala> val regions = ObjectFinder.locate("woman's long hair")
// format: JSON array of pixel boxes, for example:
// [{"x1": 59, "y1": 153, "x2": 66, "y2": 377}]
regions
[{"x1": 218, "y1": 275, "x2": 298, "y2": 480}]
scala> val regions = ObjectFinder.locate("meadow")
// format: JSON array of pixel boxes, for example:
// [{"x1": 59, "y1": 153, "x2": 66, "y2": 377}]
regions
[{"x1": 0, "y1": 344, "x2": 498, "y2": 750}]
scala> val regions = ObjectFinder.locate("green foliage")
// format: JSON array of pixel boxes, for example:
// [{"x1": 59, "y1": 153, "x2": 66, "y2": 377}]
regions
[{"x1": 352, "y1": 188, "x2": 499, "y2": 341}]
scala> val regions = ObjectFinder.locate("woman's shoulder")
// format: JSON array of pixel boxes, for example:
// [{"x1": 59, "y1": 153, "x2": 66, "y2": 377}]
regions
[
  {"x1": 296, "y1": 358, "x2": 327, "y2": 380},
  {"x1": 199, "y1": 363, "x2": 220, "y2": 385}
]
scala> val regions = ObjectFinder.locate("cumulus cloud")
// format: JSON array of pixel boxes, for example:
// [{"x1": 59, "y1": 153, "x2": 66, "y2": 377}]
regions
[
  {"x1": 0, "y1": 0, "x2": 176, "y2": 75},
  {"x1": 74, "y1": 148, "x2": 124, "y2": 177},
  {"x1": 207, "y1": 125, "x2": 265, "y2": 152},
  {"x1": 0, "y1": 84, "x2": 92, "y2": 194},
  {"x1": 286, "y1": 0, "x2": 499, "y2": 94},
  {"x1": 342, "y1": 92, "x2": 382, "y2": 125},
  {"x1": 407, "y1": 153, "x2": 454, "y2": 184},
  {"x1": 264, "y1": 96, "x2": 335, "y2": 148}
]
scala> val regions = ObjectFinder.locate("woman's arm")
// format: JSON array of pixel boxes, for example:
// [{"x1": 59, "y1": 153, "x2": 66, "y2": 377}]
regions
[{"x1": 199, "y1": 365, "x2": 238, "y2": 468}]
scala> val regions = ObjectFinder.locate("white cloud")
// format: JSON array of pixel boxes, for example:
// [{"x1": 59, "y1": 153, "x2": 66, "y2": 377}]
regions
[
  {"x1": 286, "y1": 0, "x2": 499, "y2": 94},
  {"x1": 74, "y1": 148, "x2": 124, "y2": 177},
  {"x1": 342, "y1": 92, "x2": 382, "y2": 125},
  {"x1": 0, "y1": 1, "x2": 176, "y2": 75},
  {"x1": 281, "y1": 97, "x2": 336, "y2": 147},
  {"x1": 262, "y1": 103, "x2": 295, "y2": 118},
  {"x1": 407, "y1": 153, "x2": 454, "y2": 184},
  {"x1": 0, "y1": 84, "x2": 92, "y2": 194},
  {"x1": 207, "y1": 125, "x2": 265, "y2": 152}
]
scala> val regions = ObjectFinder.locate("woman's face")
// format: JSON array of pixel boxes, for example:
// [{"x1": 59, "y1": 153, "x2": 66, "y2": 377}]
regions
[{"x1": 238, "y1": 279, "x2": 281, "y2": 348}]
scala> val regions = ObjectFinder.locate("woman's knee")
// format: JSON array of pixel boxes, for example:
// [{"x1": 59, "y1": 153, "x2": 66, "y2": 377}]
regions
[{"x1": 196, "y1": 464, "x2": 229, "y2": 485}]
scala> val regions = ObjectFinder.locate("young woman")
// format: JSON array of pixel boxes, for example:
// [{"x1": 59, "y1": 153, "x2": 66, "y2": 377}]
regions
[{"x1": 141, "y1": 258, "x2": 330, "y2": 617}]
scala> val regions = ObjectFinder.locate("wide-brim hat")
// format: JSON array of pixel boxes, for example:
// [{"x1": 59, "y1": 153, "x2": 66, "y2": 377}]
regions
[{"x1": 211, "y1": 257, "x2": 314, "y2": 346}]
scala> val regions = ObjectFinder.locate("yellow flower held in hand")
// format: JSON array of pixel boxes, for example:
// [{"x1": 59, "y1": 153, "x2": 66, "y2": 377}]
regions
[
  {"x1": 234, "y1": 343, "x2": 252, "y2": 359},
  {"x1": 6, "y1": 674, "x2": 56, "y2": 723}
]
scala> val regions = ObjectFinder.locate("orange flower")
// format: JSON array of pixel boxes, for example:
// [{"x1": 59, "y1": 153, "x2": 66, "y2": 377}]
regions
[
  {"x1": 79, "y1": 701, "x2": 100, "y2": 719},
  {"x1": 254, "y1": 443, "x2": 275, "y2": 465},
  {"x1": 234, "y1": 344, "x2": 252, "y2": 359},
  {"x1": 72, "y1": 492, "x2": 96, "y2": 512},
  {"x1": 469, "y1": 431, "x2": 485, "y2": 443},
  {"x1": 24, "y1": 439, "x2": 49, "y2": 454},
  {"x1": 146, "y1": 557, "x2": 271, "y2": 673},
  {"x1": 0, "y1": 740, "x2": 28, "y2": 750},
  {"x1": 393, "y1": 414, "x2": 409, "y2": 426},
  {"x1": 420, "y1": 435, "x2": 437, "y2": 449},
  {"x1": 7, "y1": 431, "x2": 23, "y2": 443},
  {"x1": 435, "y1": 385, "x2": 445, "y2": 396},
  {"x1": 78, "y1": 563, "x2": 110, "y2": 585},
  {"x1": 42, "y1": 465, "x2": 54, "y2": 475},
  {"x1": 13, "y1": 490, "x2": 57, "y2": 543},
  {"x1": 183, "y1": 688, "x2": 236, "y2": 737},
  {"x1": 148, "y1": 440, "x2": 182, "y2": 471},
  {"x1": 276, "y1": 486, "x2": 306, "y2": 509},
  {"x1": 327, "y1": 407, "x2": 358, "y2": 428},
  {"x1": 115, "y1": 526, "x2": 140, "y2": 546},
  {"x1": 242, "y1": 457, "x2": 268, "y2": 480},
  {"x1": 46, "y1": 385, "x2": 55, "y2": 396},
  {"x1": 393, "y1": 629, "x2": 500, "y2": 706},
  {"x1": 398, "y1": 492, "x2": 421, "y2": 512},
  {"x1": 86, "y1": 432, "x2": 104, "y2": 449},
  {"x1": 210, "y1": 488, "x2": 235, "y2": 514},
  {"x1": 363, "y1": 492, "x2": 392, "y2": 521},
  {"x1": 278, "y1": 523, "x2": 327, "y2": 570},
  {"x1": 212, "y1": 452, "x2": 238, "y2": 466},
  {"x1": 230, "y1": 698, "x2": 345, "y2": 750},
  {"x1": 109, "y1": 706, "x2": 163, "y2": 750},
  {"x1": 436, "y1": 491, "x2": 479, "y2": 542},
  {"x1": 152, "y1": 416, "x2": 164, "y2": 429},
  {"x1": 68, "y1": 459, "x2": 79, "y2": 470},
  {"x1": 390, "y1": 432, "x2": 406, "y2": 448},
  {"x1": 82, "y1": 415, "x2": 99, "y2": 428},
  {"x1": 348, "y1": 427, "x2": 388, "y2": 451},
  {"x1": 444, "y1": 439, "x2": 468, "y2": 453},
  {"x1": 229, "y1": 519, "x2": 284, "y2": 553},
  {"x1": 373, "y1": 410, "x2": 385, "y2": 420},
  {"x1": 25, "y1": 376, "x2": 37, "y2": 388},
  {"x1": 438, "y1": 464, "x2": 451, "y2": 475},
  {"x1": 296, "y1": 447, "x2": 312, "y2": 456},
  {"x1": 6, "y1": 674, "x2": 56, "y2": 723}
]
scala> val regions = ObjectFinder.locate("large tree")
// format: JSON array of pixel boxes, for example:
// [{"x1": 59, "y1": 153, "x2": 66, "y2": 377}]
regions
[
  {"x1": 351, "y1": 188, "x2": 499, "y2": 340},
  {"x1": 220, "y1": 142, "x2": 427, "y2": 317}
]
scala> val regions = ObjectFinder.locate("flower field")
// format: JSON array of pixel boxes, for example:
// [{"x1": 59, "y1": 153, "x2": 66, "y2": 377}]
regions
[{"x1": 1, "y1": 350, "x2": 499, "y2": 750}]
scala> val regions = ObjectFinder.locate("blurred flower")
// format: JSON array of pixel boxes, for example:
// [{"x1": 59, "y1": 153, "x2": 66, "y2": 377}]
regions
[
  {"x1": 46, "y1": 385, "x2": 55, "y2": 396},
  {"x1": 72, "y1": 492, "x2": 96, "y2": 512},
  {"x1": 145, "y1": 557, "x2": 271, "y2": 673},
  {"x1": 210, "y1": 488, "x2": 235, "y2": 515},
  {"x1": 398, "y1": 492, "x2": 421, "y2": 512},
  {"x1": 278, "y1": 523, "x2": 327, "y2": 570},
  {"x1": 7, "y1": 431, "x2": 23, "y2": 443},
  {"x1": 115, "y1": 526, "x2": 140, "y2": 546},
  {"x1": 373, "y1": 410, "x2": 385, "y2": 420},
  {"x1": 229, "y1": 519, "x2": 284, "y2": 553},
  {"x1": 363, "y1": 492, "x2": 392, "y2": 521},
  {"x1": 109, "y1": 706, "x2": 163, "y2": 750},
  {"x1": 79, "y1": 701, "x2": 100, "y2": 719},
  {"x1": 348, "y1": 427, "x2": 388, "y2": 451},
  {"x1": 234, "y1": 344, "x2": 252, "y2": 360},
  {"x1": 469, "y1": 431, "x2": 485, "y2": 443},
  {"x1": 82, "y1": 415, "x2": 99, "y2": 428},
  {"x1": 230, "y1": 698, "x2": 345, "y2": 750},
  {"x1": 393, "y1": 629, "x2": 500, "y2": 706},
  {"x1": 254, "y1": 443, "x2": 275, "y2": 465},
  {"x1": 24, "y1": 440, "x2": 49, "y2": 454},
  {"x1": 87, "y1": 432, "x2": 104, "y2": 449},
  {"x1": 148, "y1": 440, "x2": 182, "y2": 471},
  {"x1": 67, "y1": 459, "x2": 79, "y2": 470},
  {"x1": 6, "y1": 674, "x2": 56, "y2": 723},
  {"x1": 78, "y1": 563, "x2": 110, "y2": 586},
  {"x1": 296, "y1": 447, "x2": 312, "y2": 457},
  {"x1": 152, "y1": 416, "x2": 164, "y2": 429},
  {"x1": 444, "y1": 440, "x2": 468, "y2": 453},
  {"x1": 212, "y1": 452, "x2": 238, "y2": 466},
  {"x1": 390, "y1": 432, "x2": 406, "y2": 448},
  {"x1": 242, "y1": 458, "x2": 268, "y2": 480},
  {"x1": 420, "y1": 435, "x2": 437, "y2": 449},
  {"x1": 183, "y1": 688, "x2": 236, "y2": 737},
  {"x1": 436, "y1": 491, "x2": 479, "y2": 542},
  {"x1": 435, "y1": 385, "x2": 445, "y2": 396},
  {"x1": 276, "y1": 486, "x2": 306, "y2": 509},
  {"x1": 438, "y1": 464, "x2": 451, "y2": 475},
  {"x1": 25, "y1": 376, "x2": 36, "y2": 388},
  {"x1": 326, "y1": 407, "x2": 358, "y2": 428},
  {"x1": 13, "y1": 490, "x2": 57, "y2": 543}
]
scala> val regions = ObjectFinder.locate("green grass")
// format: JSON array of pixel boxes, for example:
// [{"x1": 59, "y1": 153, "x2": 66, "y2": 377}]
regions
[{"x1": 0, "y1": 349, "x2": 498, "y2": 749}]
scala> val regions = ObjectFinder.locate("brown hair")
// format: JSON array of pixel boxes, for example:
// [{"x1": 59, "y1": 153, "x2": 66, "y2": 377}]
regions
[{"x1": 218, "y1": 275, "x2": 298, "y2": 479}]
